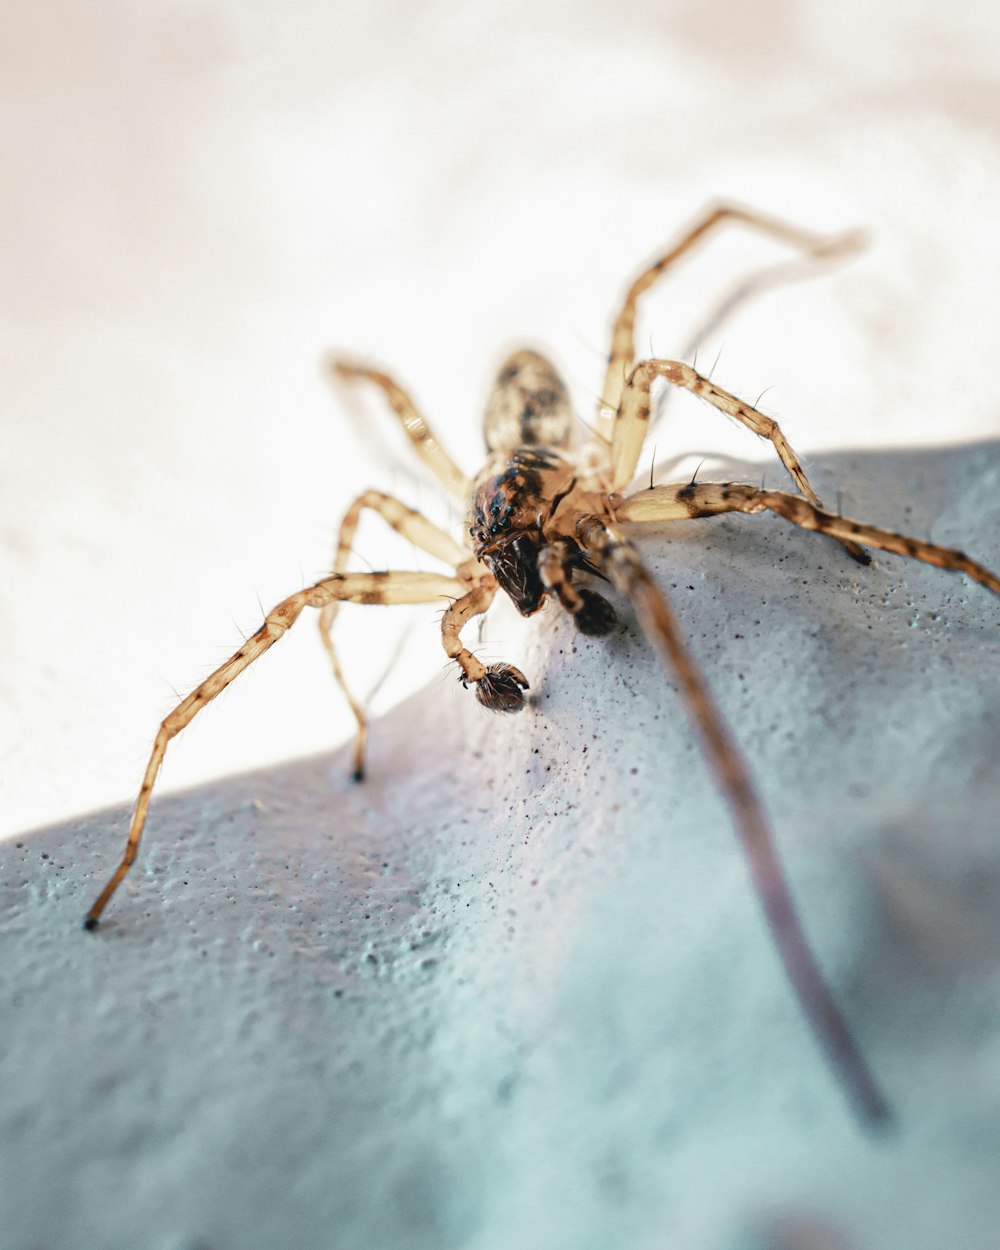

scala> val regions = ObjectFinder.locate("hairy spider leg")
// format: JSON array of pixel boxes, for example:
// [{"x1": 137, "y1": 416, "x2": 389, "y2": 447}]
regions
[
  {"x1": 618, "y1": 481, "x2": 1000, "y2": 596},
  {"x1": 576, "y1": 515, "x2": 893, "y2": 1128},
  {"x1": 612, "y1": 357, "x2": 868, "y2": 563},
  {"x1": 318, "y1": 489, "x2": 478, "y2": 780},
  {"x1": 328, "y1": 358, "x2": 471, "y2": 501},
  {"x1": 441, "y1": 581, "x2": 530, "y2": 712},
  {"x1": 599, "y1": 201, "x2": 863, "y2": 433},
  {"x1": 538, "y1": 540, "x2": 590, "y2": 621},
  {"x1": 84, "y1": 570, "x2": 466, "y2": 929},
  {"x1": 538, "y1": 540, "x2": 617, "y2": 635}
]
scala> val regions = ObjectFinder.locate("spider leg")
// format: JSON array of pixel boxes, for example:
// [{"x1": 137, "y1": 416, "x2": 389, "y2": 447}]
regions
[
  {"x1": 576, "y1": 514, "x2": 892, "y2": 1128},
  {"x1": 85, "y1": 569, "x2": 465, "y2": 930},
  {"x1": 441, "y1": 580, "x2": 530, "y2": 712},
  {"x1": 319, "y1": 489, "x2": 478, "y2": 781},
  {"x1": 538, "y1": 540, "x2": 617, "y2": 635},
  {"x1": 611, "y1": 357, "x2": 867, "y2": 563},
  {"x1": 328, "y1": 357, "x2": 471, "y2": 501},
  {"x1": 618, "y1": 482, "x2": 1000, "y2": 597},
  {"x1": 599, "y1": 202, "x2": 863, "y2": 430}
]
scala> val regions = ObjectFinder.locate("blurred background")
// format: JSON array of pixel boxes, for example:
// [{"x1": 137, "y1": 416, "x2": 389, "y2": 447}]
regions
[{"x1": 4, "y1": 0, "x2": 1000, "y2": 838}]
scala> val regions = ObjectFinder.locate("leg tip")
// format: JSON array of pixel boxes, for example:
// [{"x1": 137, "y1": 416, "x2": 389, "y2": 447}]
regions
[
  {"x1": 475, "y1": 663, "x2": 530, "y2": 713},
  {"x1": 83, "y1": 915, "x2": 99, "y2": 932},
  {"x1": 351, "y1": 766, "x2": 366, "y2": 784},
  {"x1": 326, "y1": 355, "x2": 358, "y2": 382},
  {"x1": 574, "y1": 590, "x2": 617, "y2": 636},
  {"x1": 814, "y1": 226, "x2": 869, "y2": 261},
  {"x1": 859, "y1": 1092, "x2": 896, "y2": 1137}
]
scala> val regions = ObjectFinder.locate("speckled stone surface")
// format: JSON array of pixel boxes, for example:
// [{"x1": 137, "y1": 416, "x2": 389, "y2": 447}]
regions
[{"x1": 4, "y1": 445, "x2": 1000, "y2": 1250}]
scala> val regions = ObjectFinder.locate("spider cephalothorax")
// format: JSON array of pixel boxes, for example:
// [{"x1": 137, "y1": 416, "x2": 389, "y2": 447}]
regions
[
  {"x1": 467, "y1": 439, "x2": 568, "y2": 616},
  {"x1": 465, "y1": 424, "x2": 618, "y2": 711},
  {"x1": 86, "y1": 204, "x2": 1000, "y2": 1133},
  {"x1": 470, "y1": 355, "x2": 619, "y2": 635}
]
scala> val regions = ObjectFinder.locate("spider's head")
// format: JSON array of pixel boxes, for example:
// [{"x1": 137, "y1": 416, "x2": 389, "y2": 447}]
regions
[{"x1": 478, "y1": 531, "x2": 546, "y2": 616}]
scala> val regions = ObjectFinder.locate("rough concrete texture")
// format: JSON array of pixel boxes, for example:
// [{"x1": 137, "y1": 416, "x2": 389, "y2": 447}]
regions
[{"x1": 3, "y1": 443, "x2": 1000, "y2": 1250}]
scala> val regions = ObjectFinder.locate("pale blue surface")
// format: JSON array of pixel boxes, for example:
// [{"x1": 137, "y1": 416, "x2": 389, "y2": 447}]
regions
[{"x1": 4, "y1": 446, "x2": 1000, "y2": 1250}]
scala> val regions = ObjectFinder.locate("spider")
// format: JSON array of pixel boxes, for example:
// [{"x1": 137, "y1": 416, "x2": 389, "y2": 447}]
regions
[{"x1": 84, "y1": 203, "x2": 1000, "y2": 1130}]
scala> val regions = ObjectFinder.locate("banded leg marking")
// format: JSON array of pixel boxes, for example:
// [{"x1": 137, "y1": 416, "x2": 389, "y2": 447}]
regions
[
  {"x1": 612, "y1": 357, "x2": 866, "y2": 562},
  {"x1": 319, "y1": 489, "x2": 475, "y2": 780},
  {"x1": 599, "y1": 202, "x2": 862, "y2": 432},
  {"x1": 538, "y1": 541, "x2": 617, "y2": 636},
  {"x1": 85, "y1": 570, "x2": 465, "y2": 929},
  {"x1": 441, "y1": 581, "x2": 529, "y2": 712},
  {"x1": 328, "y1": 357, "x2": 471, "y2": 500},
  {"x1": 619, "y1": 482, "x2": 1000, "y2": 597}
]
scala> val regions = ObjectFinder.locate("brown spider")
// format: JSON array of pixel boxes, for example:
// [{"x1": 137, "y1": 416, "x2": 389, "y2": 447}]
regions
[{"x1": 84, "y1": 204, "x2": 1000, "y2": 1130}]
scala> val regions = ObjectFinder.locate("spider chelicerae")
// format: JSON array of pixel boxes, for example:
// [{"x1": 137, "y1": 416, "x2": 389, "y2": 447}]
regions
[{"x1": 84, "y1": 204, "x2": 1000, "y2": 1129}]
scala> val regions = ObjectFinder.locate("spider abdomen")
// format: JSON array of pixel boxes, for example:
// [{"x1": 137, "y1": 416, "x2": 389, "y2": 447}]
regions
[{"x1": 483, "y1": 349, "x2": 574, "y2": 452}]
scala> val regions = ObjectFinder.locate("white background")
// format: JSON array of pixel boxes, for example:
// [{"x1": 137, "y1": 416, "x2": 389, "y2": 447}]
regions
[{"x1": 4, "y1": 0, "x2": 1000, "y2": 838}]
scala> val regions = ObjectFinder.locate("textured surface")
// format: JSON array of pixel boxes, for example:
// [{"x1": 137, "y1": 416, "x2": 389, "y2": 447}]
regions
[{"x1": 4, "y1": 444, "x2": 1000, "y2": 1250}]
